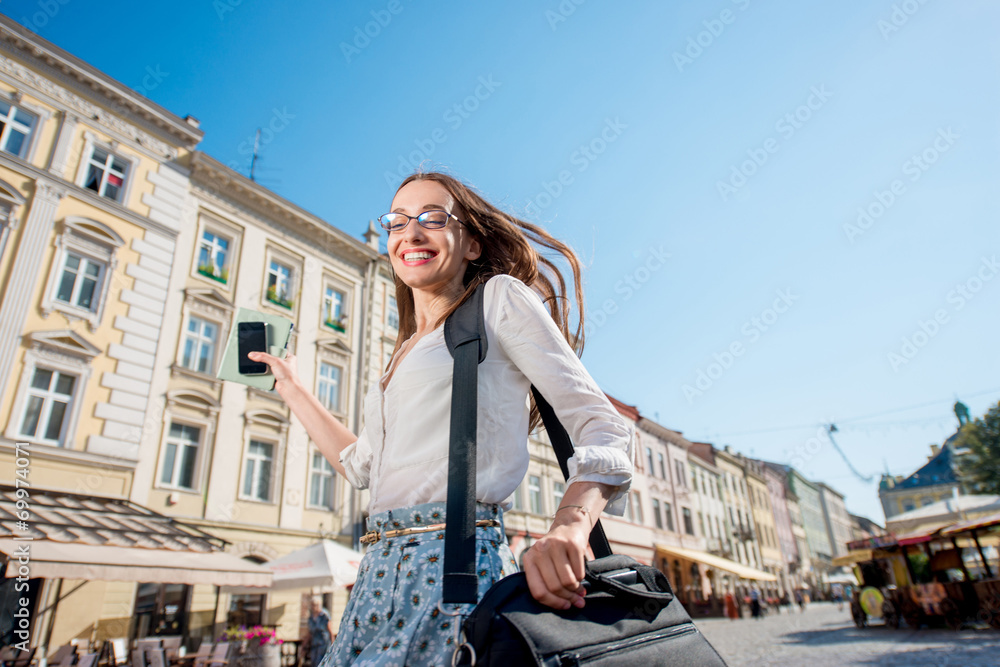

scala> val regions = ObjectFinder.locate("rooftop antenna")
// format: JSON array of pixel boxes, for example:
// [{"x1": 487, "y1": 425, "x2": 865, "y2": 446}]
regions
[{"x1": 249, "y1": 128, "x2": 261, "y2": 182}]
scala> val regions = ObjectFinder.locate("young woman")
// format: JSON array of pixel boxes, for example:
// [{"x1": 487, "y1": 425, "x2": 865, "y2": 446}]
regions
[{"x1": 249, "y1": 172, "x2": 634, "y2": 665}]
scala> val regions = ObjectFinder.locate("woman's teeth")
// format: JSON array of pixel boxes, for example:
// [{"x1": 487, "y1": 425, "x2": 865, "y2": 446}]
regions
[{"x1": 404, "y1": 252, "x2": 434, "y2": 261}]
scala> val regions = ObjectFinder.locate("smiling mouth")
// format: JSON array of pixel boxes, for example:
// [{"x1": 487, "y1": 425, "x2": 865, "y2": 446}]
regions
[{"x1": 401, "y1": 250, "x2": 437, "y2": 264}]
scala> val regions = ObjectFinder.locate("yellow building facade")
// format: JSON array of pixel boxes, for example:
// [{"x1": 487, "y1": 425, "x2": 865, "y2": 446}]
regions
[
  {"x1": 0, "y1": 13, "x2": 203, "y2": 650},
  {"x1": 0, "y1": 16, "x2": 393, "y2": 652}
]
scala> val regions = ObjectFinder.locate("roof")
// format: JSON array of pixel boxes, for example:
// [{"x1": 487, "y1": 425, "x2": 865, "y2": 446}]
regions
[
  {"x1": 892, "y1": 442, "x2": 961, "y2": 490},
  {"x1": 606, "y1": 393, "x2": 640, "y2": 421},
  {"x1": 0, "y1": 15, "x2": 203, "y2": 148},
  {"x1": 0, "y1": 485, "x2": 271, "y2": 586},
  {"x1": 888, "y1": 494, "x2": 1000, "y2": 523},
  {"x1": 688, "y1": 441, "x2": 716, "y2": 465}
]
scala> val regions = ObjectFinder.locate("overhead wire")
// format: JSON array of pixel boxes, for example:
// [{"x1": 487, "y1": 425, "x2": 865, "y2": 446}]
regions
[{"x1": 698, "y1": 385, "x2": 1000, "y2": 440}]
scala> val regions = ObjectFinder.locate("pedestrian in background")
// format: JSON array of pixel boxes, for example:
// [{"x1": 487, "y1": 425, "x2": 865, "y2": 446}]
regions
[
  {"x1": 725, "y1": 591, "x2": 740, "y2": 620},
  {"x1": 307, "y1": 598, "x2": 332, "y2": 667},
  {"x1": 750, "y1": 586, "x2": 762, "y2": 619}
]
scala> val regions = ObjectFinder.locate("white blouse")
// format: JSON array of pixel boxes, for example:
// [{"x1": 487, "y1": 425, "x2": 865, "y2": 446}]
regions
[{"x1": 339, "y1": 274, "x2": 634, "y2": 516}]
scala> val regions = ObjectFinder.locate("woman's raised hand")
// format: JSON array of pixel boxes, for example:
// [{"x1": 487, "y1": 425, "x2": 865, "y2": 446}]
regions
[{"x1": 246, "y1": 351, "x2": 301, "y2": 392}]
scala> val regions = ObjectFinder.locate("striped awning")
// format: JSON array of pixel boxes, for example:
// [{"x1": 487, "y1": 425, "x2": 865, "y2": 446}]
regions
[
  {"x1": 655, "y1": 544, "x2": 778, "y2": 581},
  {"x1": 939, "y1": 511, "x2": 1000, "y2": 536},
  {"x1": 0, "y1": 485, "x2": 272, "y2": 587}
]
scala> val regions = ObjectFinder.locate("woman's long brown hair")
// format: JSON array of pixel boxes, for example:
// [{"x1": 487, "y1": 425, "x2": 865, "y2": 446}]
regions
[{"x1": 387, "y1": 172, "x2": 586, "y2": 428}]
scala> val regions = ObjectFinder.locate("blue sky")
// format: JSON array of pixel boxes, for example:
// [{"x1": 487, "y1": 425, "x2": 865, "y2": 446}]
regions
[{"x1": 6, "y1": 0, "x2": 998, "y2": 523}]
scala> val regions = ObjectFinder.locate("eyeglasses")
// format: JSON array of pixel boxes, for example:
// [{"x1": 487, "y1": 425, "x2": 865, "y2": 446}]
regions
[{"x1": 378, "y1": 209, "x2": 467, "y2": 232}]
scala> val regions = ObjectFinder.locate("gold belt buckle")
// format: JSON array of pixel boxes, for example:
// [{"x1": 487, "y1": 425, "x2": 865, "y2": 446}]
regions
[{"x1": 360, "y1": 519, "x2": 500, "y2": 546}]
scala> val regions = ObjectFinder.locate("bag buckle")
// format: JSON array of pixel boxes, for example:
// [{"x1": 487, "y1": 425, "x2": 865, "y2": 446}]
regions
[{"x1": 451, "y1": 642, "x2": 476, "y2": 667}]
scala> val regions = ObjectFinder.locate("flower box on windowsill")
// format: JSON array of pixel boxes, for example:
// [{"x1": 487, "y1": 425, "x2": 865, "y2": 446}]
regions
[
  {"x1": 265, "y1": 287, "x2": 294, "y2": 310},
  {"x1": 197, "y1": 265, "x2": 229, "y2": 285},
  {"x1": 324, "y1": 318, "x2": 347, "y2": 333}
]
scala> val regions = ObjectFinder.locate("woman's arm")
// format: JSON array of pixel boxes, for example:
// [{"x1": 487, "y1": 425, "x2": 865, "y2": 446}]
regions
[
  {"x1": 490, "y1": 276, "x2": 634, "y2": 609},
  {"x1": 247, "y1": 351, "x2": 358, "y2": 479},
  {"x1": 522, "y1": 481, "x2": 615, "y2": 609}
]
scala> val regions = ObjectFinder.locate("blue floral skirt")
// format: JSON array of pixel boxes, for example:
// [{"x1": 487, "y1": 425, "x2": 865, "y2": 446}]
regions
[{"x1": 320, "y1": 501, "x2": 519, "y2": 667}]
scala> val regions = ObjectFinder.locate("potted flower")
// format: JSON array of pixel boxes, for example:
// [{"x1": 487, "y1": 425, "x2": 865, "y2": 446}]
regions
[
  {"x1": 265, "y1": 285, "x2": 294, "y2": 309},
  {"x1": 324, "y1": 314, "x2": 348, "y2": 333},
  {"x1": 223, "y1": 626, "x2": 283, "y2": 667},
  {"x1": 197, "y1": 263, "x2": 229, "y2": 284}
]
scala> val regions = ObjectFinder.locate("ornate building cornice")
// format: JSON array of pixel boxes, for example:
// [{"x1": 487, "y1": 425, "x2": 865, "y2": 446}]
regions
[
  {"x1": 0, "y1": 16, "x2": 202, "y2": 154},
  {"x1": 190, "y1": 151, "x2": 379, "y2": 266}
]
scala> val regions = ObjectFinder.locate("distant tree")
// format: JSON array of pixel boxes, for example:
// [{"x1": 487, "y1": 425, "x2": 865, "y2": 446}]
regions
[{"x1": 956, "y1": 401, "x2": 1000, "y2": 495}]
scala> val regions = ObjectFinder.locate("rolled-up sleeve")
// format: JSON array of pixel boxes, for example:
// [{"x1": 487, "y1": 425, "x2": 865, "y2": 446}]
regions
[
  {"x1": 493, "y1": 276, "x2": 634, "y2": 515},
  {"x1": 338, "y1": 426, "x2": 372, "y2": 490}
]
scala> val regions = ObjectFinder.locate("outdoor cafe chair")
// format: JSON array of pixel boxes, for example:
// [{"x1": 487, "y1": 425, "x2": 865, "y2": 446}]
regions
[
  {"x1": 108, "y1": 639, "x2": 129, "y2": 666},
  {"x1": 207, "y1": 643, "x2": 229, "y2": 667},
  {"x1": 77, "y1": 653, "x2": 99, "y2": 667},
  {"x1": 48, "y1": 645, "x2": 77, "y2": 667},
  {"x1": 1, "y1": 646, "x2": 35, "y2": 667},
  {"x1": 188, "y1": 641, "x2": 213, "y2": 667},
  {"x1": 159, "y1": 638, "x2": 182, "y2": 663},
  {"x1": 144, "y1": 649, "x2": 167, "y2": 667},
  {"x1": 131, "y1": 650, "x2": 146, "y2": 667},
  {"x1": 135, "y1": 641, "x2": 162, "y2": 655}
]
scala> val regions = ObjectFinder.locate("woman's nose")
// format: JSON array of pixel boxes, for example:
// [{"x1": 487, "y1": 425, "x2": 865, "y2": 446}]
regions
[{"x1": 400, "y1": 219, "x2": 427, "y2": 243}]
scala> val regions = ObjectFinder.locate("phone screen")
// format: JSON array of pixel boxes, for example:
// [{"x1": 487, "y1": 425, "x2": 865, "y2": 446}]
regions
[{"x1": 237, "y1": 321, "x2": 269, "y2": 375}]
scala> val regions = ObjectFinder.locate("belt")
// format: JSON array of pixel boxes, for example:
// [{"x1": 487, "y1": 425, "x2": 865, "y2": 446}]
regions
[{"x1": 360, "y1": 519, "x2": 500, "y2": 545}]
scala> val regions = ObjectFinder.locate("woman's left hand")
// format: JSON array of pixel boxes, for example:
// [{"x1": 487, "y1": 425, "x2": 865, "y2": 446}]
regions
[{"x1": 521, "y1": 511, "x2": 592, "y2": 610}]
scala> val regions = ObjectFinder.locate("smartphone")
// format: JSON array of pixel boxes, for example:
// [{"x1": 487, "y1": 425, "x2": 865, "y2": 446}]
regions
[{"x1": 237, "y1": 321, "x2": 269, "y2": 375}]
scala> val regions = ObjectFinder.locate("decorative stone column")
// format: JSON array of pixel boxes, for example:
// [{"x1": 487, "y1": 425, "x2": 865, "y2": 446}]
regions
[{"x1": 0, "y1": 179, "x2": 66, "y2": 400}]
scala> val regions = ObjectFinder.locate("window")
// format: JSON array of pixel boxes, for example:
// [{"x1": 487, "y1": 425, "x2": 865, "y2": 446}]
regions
[
  {"x1": 266, "y1": 259, "x2": 294, "y2": 309},
  {"x1": 682, "y1": 508, "x2": 694, "y2": 535},
  {"x1": 715, "y1": 517, "x2": 723, "y2": 540},
  {"x1": 54, "y1": 251, "x2": 103, "y2": 312},
  {"x1": 181, "y1": 316, "x2": 218, "y2": 374},
  {"x1": 134, "y1": 583, "x2": 191, "y2": 642},
  {"x1": 675, "y1": 460, "x2": 686, "y2": 487},
  {"x1": 657, "y1": 452, "x2": 666, "y2": 480},
  {"x1": 18, "y1": 367, "x2": 76, "y2": 445},
  {"x1": 632, "y1": 491, "x2": 644, "y2": 524},
  {"x1": 698, "y1": 511, "x2": 705, "y2": 537},
  {"x1": 323, "y1": 285, "x2": 347, "y2": 332},
  {"x1": 921, "y1": 496, "x2": 934, "y2": 507},
  {"x1": 197, "y1": 230, "x2": 231, "y2": 284},
  {"x1": 645, "y1": 447, "x2": 654, "y2": 475},
  {"x1": 553, "y1": 481, "x2": 565, "y2": 510},
  {"x1": 652, "y1": 498, "x2": 663, "y2": 529},
  {"x1": 528, "y1": 475, "x2": 542, "y2": 514},
  {"x1": 227, "y1": 592, "x2": 264, "y2": 628},
  {"x1": 42, "y1": 218, "x2": 124, "y2": 330},
  {"x1": 710, "y1": 476, "x2": 716, "y2": 499},
  {"x1": 511, "y1": 483, "x2": 523, "y2": 511},
  {"x1": 317, "y1": 362, "x2": 342, "y2": 412},
  {"x1": 84, "y1": 146, "x2": 129, "y2": 202},
  {"x1": 0, "y1": 100, "x2": 36, "y2": 158},
  {"x1": 309, "y1": 451, "x2": 335, "y2": 509},
  {"x1": 242, "y1": 440, "x2": 275, "y2": 502},
  {"x1": 664, "y1": 502, "x2": 675, "y2": 532},
  {"x1": 386, "y1": 294, "x2": 399, "y2": 330},
  {"x1": 160, "y1": 422, "x2": 200, "y2": 489}
]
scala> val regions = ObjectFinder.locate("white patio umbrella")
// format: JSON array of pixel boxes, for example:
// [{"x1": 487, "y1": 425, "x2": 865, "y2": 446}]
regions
[{"x1": 267, "y1": 539, "x2": 365, "y2": 590}]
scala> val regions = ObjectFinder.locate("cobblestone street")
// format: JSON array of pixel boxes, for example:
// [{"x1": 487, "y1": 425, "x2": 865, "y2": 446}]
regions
[{"x1": 697, "y1": 602, "x2": 1000, "y2": 666}]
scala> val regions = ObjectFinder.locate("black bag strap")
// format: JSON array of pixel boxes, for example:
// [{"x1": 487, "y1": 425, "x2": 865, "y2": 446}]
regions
[
  {"x1": 531, "y1": 387, "x2": 613, "y2": 560},
  {"x1": 442, "y1": 285, "x2": 488, "y2": 604},
  {"x1": 442, "y1": 283, "x2": 613, "y2": 603}
]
